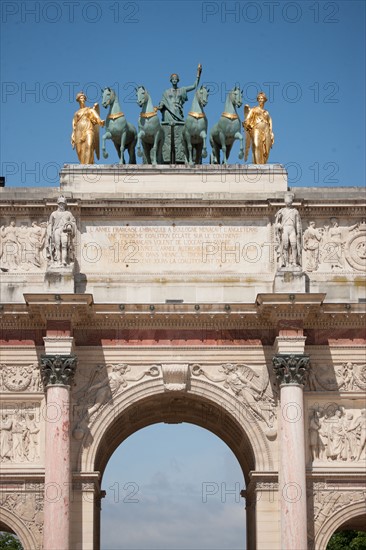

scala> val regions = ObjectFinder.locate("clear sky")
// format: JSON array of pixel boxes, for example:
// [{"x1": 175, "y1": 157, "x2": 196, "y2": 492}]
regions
[
  {"x1": 1, "y1": 2, "x2": 365, "y2": 548},
  {"x1": 1, "y1": 0, "x2": 365, "y2": 187},
  {"x1": 101, "y1": 423, "x2": 245, "y2": 550}
]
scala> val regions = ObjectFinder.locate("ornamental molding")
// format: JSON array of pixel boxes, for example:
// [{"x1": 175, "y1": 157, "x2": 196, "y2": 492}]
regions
[
  {"x1": 162, "y1": 364, "x2": 190, "y2": 391},
  {"x1": 40, "y1": 354, "x2": 77, "y2": 386}
]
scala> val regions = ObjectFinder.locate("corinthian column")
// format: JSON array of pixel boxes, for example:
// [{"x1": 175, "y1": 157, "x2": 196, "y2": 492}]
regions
[
  {"x1": 273, "y1": 343, "x2": 309, "y2": 550},
  {"x1": 41, "y1": 341, "x2": 77, "y2": 550}
]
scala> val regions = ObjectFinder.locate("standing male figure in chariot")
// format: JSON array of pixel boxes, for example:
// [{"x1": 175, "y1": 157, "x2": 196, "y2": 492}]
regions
[{"x1": 158, "y1": 64, "x2": 202, "y2": 163}]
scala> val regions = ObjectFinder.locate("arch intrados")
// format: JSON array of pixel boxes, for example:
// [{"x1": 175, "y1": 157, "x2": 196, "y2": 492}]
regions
[
  {"x1": 317, "y1": 503, "x2": 366, "y2": 550},
  {"x1": 93, "y1": 391, "x2": 263, "y2": 484}
]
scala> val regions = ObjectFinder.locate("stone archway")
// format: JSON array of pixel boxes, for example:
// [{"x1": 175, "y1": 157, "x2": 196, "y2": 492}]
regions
[
  {"x1": 81, "y1": 377, "x2": 273, "y2": 476},
  {"x1": 315, "y1": 502, "x2": 366, "y2": 550},
  {"x1": 0, "y1": 509, "x2": 39, "y2": 550},
  {"x1": 76, "y1": 376, "x2": 277, "y2": 550}
]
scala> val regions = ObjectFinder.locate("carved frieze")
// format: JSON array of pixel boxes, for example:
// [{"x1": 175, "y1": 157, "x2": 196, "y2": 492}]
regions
[
  {"x1": 302, "y1": 218, "x2": 366, "y2": 273},
  {"x1": 306, "y1": 362, "x2": 366, "y2": 392},
  {"x1": 0, "y1": 220, "x2": 47, "y2": 272},
  {"x1": 0, "y1": 363, "x2": 42, "y2": 393},
  {"x1": 308, "y1": 404, "x2": 366, "y2": 462}
]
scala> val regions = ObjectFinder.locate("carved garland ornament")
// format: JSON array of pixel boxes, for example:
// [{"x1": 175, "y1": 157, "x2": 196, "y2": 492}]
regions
[{"x1": 0, "y1": 363, "x2": 42, "y2": 392}]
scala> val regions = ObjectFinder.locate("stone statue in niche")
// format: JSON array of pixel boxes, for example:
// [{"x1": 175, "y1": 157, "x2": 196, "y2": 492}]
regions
[
  {"x1": 46, "y1": 196, "x2": 76, "y2": 267},
  {"x1": 274, "y1": 193, "x2": 302, "y2": 269}
]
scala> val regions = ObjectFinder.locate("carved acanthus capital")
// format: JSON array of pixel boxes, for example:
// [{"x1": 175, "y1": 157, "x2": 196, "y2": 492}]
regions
[
  {"x1": 272, "y1": 354, "x2": 310, "y2": 386},
  {"x1": 40, "y1": 354, "x2": 77, "y2": 387}
]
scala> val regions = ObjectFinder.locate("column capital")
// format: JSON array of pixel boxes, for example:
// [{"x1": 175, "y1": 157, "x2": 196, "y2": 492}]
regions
[
  {"x1": 272, "y1": 354, "x2": 310, "y2": 386},
  {"x1": 40, "y1": 354, "x2": 77, "y2": 387}
]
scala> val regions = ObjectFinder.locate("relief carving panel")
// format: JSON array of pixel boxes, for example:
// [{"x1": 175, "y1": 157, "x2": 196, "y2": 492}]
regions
[
  {"x1": 308, "y1": 403, "x2": 366, "y2": 463},
  {"x1": 0, "y1": 405, "x2": 41, "y2": 464}
]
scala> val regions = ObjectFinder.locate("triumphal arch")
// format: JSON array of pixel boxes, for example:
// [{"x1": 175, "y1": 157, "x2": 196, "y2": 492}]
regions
[{"x1": 0, "y1": 163, "x2": 365, "y2": 549}]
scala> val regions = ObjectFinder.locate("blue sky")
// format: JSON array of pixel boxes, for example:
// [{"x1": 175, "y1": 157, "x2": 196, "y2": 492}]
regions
[
  {"x1": 1, "y1": 0, "x2": 365, "y2": 187},
  {"x1": 101, "y1": 423, "x2": 245, "y2": 550}
]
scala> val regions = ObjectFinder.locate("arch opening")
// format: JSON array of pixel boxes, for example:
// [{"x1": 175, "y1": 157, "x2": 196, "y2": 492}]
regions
[
  {"x1": 101, "y1": 422, "x2": 246, "y2": 550},
  {"x1": 326, "y1": 514, "x2": 366, "y2": 550},
  {"x1": 92, "y1": 390, "x2": 267, "y2": 481}
]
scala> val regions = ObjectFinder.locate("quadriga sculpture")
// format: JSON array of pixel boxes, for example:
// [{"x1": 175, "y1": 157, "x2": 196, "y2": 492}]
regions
[
  {"x1": 101, "y1": 87, "x2": 137, "y2": 164},
  {"x1": 210, "y1": 86, "x2": 244, "y2": 164},
  {"x1": 136, "y1": 86, "x2": 164, "y2": 165},
  {"x1": 182, "y1": 85, "x2": 209, "y2": 165}
]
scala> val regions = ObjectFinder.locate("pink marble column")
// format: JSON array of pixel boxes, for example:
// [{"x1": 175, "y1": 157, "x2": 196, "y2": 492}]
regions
[
  {"x1": 273, "y1": 353, "x2": 309, "y2": 550},
  {"x1": 40, "y1": 353, "x2": 77, "y2": 550}
]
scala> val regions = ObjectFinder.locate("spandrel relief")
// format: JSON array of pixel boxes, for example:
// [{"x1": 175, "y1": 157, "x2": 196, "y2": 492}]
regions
[
  {"x1": 0, "y1": 490, "x2": 43, "y2": 548},
  {"x1": 72, "y1": 363, "x2": 160, "y2": 438},
  {"x1": 308, "y1": 404, "x2": 366, "y2": 463},
  {"x1": 191, "y1": 362, "x2": 277, "y2": 432}
]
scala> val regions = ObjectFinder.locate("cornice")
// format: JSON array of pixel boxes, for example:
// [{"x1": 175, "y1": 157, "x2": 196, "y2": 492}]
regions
[{"x1": 0, "y1": 294, "x2": 364, "y2": 331}]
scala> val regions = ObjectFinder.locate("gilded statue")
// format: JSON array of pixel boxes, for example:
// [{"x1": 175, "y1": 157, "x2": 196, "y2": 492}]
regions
[
  {"x1": 243, "y1": 91, "x2": 274, "y2": 164},
  {"x1": 71, "y1": 91, "x2": 104, "y2": 164}
]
